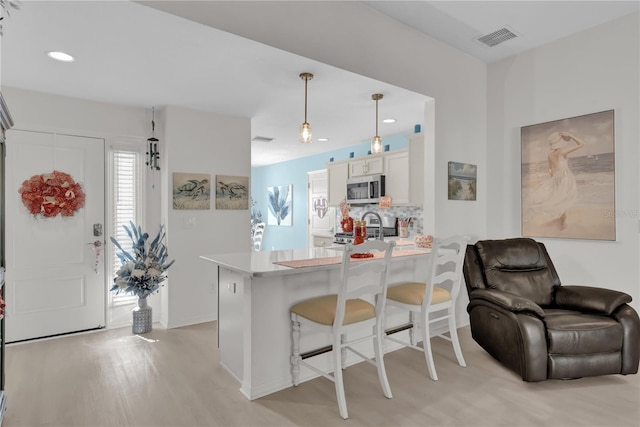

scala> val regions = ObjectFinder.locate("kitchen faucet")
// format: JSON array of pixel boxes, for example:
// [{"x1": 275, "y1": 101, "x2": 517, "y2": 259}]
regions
[{"x1": 361, "y1": 211, "x2": 384, "y2": 240}]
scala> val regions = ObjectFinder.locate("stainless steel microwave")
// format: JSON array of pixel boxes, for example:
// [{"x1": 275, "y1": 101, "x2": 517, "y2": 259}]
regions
[{"x1": 346, "y1": 174, "x2": 385, "y2": 204}]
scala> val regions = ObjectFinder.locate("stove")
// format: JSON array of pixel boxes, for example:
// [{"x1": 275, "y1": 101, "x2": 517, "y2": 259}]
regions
[
  {"x1": 333, "y1": 227, "x2": 398, "y2": 245},
  {"x1": 333, "y1": 232, "x2": 356, "y2": 245}
]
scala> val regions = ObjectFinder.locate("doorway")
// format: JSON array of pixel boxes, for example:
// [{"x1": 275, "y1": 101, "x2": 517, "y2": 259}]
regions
[{"x1": 307, "y1": 169, "x2": 335, "y2": 248}]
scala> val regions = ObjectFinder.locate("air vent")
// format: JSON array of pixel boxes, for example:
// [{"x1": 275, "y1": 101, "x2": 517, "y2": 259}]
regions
[
  {"x1": 251, "y1": 136, "x2": 274, "y2": 143},
  {"x1": 475, "y1": 27, "x2": 518, "y2": 47}
]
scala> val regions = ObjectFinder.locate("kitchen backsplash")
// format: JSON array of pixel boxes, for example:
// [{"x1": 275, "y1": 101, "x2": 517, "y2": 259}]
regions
[{"x1": 339, "y1": 204, "x2": 425, "y2": 236}]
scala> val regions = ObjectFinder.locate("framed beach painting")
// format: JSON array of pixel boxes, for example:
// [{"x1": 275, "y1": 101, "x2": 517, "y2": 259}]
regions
[
  {"x1": 448, "y1": 162, "x2": 477, "y2": 201},
  {"x1": 521, "y1": 110, "x2": 615, "y2": 240},
  {"x1": 172, "y1": 172, "x2": 211, "y2": 210},
  {"x1": 267, "y1": 184, "x2": 292, "y2": 226},
  {"x1": 215, "y1": 175, "x2": 249, "y2": 210}
]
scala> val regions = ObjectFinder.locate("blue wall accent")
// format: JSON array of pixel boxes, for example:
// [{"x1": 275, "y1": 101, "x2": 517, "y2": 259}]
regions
[{"x1": 251, "y1": 133, "x2": 409, "y2": 250}]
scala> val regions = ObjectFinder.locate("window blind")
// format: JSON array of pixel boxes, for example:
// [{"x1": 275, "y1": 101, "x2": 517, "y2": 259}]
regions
[{"x1": 111, "y1": 150, "x2": 139, "y2": 304}]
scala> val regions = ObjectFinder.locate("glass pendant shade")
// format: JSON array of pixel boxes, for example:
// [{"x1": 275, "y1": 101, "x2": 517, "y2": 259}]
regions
[
  {"x1": 299, "y1": 122, "x2": 312, "y2": 144},
  {"x1": 371, "y1": 135, "x2": 382, "y2": 154},
  {"x1": 370, "y1": 93, "x2": 383, "y2": 154},
  {"x1": 299, "y1": 72, "x2": 314, "y2": 144}
]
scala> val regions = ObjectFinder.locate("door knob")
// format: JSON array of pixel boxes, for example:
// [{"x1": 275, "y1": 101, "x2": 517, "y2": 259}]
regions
[{"x1": 88, "y1": 240, "x2": 104, "y2": 248}]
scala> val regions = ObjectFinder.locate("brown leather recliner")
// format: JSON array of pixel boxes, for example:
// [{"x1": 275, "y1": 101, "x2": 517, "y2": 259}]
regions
[{"x1": 463, "y1": 238, "x2": 640, "y2": 381}]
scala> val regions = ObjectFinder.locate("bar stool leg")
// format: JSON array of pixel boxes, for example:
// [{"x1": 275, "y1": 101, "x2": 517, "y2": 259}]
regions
[
  {"x1": 374, "y1": 320, "x2": 393, "y2": 399},
  {"x1": 333, "y1": 334, "x2": 348, "y2": 419},
  {"x1": 409, "y1": 311, "x2": 418, "y2": 346},
  {"x1": 291, "y1": 319, "x2": 301, "y2": 386},
  {"x1": 341, "y1": 334, "x2": 347, "y2": 369},
  {"x1": 420, "y1": 309, "x2": 438, "y2": 381},
  {"x1": 448, "y1": 306, "x2": 466, "y2": 367}
]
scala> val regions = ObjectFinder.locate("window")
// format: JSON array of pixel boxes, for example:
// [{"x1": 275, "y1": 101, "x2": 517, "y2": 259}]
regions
[{"x1": 108, "y1": 143, "x2": 145, "y2": 305}]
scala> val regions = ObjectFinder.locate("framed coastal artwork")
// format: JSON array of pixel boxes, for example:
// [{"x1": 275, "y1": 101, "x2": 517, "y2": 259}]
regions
[
  {"x1": 172, "y1": 172, "x2": 211, "y2": 210},
  {"x1": 267, "y1": 184, "x2": 292, "y2": 226},
  {"x1": 215, "y1": 175, "x2": 249, "y2": 210},
  {"x1": 448, "y1": 162, "x2": 477, "y2": 201},
  {"x1": 521, "y1": 110, "x2": 615, "y2": 240}
]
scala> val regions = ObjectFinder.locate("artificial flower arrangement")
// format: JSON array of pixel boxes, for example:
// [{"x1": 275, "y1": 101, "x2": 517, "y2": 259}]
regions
[
  {"x1": 110, "y1": 222, "x2": 175, "y2": 299},
  {"x1": 18, "y1": 170, "x2": 86, "y2": 218}
]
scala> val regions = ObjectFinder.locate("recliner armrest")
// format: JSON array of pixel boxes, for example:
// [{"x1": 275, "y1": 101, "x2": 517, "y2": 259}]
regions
[
  {"x1": 555, "y1": 285, "x2": 632, "y2": 315},
  {"x1": 469, "y1": 288, "x2": 545, "y2": 318}
]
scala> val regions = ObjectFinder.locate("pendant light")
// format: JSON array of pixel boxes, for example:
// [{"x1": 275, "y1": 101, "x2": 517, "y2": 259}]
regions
[
  {"x1": 299, "y1": 72, "x2": 314, "y2": 144},
  {"x1": 371, "y1": 93, "x2": 383, "y2": 154},
  {"x1": 146, "y1": 107, "x2": 160, "y2": 171}
]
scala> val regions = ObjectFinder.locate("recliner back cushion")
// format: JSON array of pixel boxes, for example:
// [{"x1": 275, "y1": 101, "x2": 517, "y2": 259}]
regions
[{"x1": 475, "y1": 238, "x2": 560, "y2": 306}]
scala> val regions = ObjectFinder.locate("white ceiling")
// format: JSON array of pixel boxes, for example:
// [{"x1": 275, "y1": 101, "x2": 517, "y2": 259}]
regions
[
  {"x1": 364, "y1": 1, "x2": 639, "y2": 64},
  {"x1": 1, "y1": 1, "x2": 637, "y2": 166}
]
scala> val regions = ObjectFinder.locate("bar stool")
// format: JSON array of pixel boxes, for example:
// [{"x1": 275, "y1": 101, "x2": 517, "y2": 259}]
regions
[
  {"x1": 385, "y1": 235, "x2": 468, "y2": 381},
  {"x1": 290, "y1": 239, "x2": 395, "y2": 419}
]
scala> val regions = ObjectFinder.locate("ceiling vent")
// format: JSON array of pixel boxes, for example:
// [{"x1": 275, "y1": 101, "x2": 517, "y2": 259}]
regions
[
  {"x1": 251, "y1": 136, "x2": 274, "y2": 143},
  {"x1": 475, "y1": 27, "x2": 518, "y2": 47}
]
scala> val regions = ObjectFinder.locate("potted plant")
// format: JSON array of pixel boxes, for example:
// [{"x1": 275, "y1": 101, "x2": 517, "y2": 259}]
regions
[{"x1": 110, "y1": 221, "x2": 174, "y2": 333}]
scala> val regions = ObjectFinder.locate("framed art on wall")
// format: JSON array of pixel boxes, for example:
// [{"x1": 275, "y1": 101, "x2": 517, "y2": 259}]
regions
[
  {"x1": 448, "y1": 162, "x2": 477, "y2": 201},
  {"x1": 173, "y1": 172, "x2": 211, "y2": 210},
  {"x1": 215, "y1": 175, "x2": 249, "y2": 210},
  {"x1": 521, "y1": 110, "x2": 615, "y2": 240},
  {"x1": 267, "y1": 184, "x2": 292, "y2": 226}
]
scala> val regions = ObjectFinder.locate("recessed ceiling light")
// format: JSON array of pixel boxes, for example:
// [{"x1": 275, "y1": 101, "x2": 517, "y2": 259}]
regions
[
  {"x1": 382, "y1": 118, "x2": 396, "y2": 124},
  {"x1": 47, "y1": 51, "x2": 75, "y2": 62},
  {"x1": 317, "y1": 138, "x2": 328, "y2": 142}
]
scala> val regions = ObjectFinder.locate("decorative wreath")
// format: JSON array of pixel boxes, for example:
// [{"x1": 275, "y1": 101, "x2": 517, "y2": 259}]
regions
[{"x1": 18, "y1": 170, "x2": 86, "y2": 218}]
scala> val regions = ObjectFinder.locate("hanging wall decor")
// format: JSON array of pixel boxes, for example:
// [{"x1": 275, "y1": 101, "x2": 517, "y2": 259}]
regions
[
  {"x1": 173, "y1": 172, "x2": 211, "y2": 210},
  {"x1": 448, "y1": 162, "x2": 477, "y2": 201},
  {"x1": 18, "y1": 170, "x2": 86, "y2": 218},
  {"x1": 215, "y1": 175, "x2": 249, "y2": 210},
  {"x1": 267, "y1": 184, "x2": 292, "y2": 226},
  {"x1": 521, "y1": 110, "x2": 615, "y2": 240}
]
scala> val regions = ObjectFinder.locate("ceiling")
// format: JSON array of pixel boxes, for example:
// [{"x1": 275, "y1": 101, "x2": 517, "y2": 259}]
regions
[
  {"x1": 364, "y1": 1, "x2": 639, "y2": 64},
  {"x1": 1, "y1": 1, "x2": 637, "y2": 167}
]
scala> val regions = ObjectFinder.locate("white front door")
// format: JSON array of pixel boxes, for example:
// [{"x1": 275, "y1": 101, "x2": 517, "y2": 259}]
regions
[
  {"x1": 5, "y1": 129, "x2": 106, "y2": 342},
  {"x1": 307, "y1": 170, "x2": 335, "y2": 247}
]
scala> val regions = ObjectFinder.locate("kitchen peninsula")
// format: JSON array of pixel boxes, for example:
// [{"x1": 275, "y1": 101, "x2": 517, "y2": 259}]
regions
[{"x1": 201, "y1": 243, "x2": 429, "y2": 400}]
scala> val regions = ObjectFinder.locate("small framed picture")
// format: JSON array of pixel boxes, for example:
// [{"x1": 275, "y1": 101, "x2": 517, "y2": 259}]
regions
[{"x1": 215, "y1": 175, "x2": 250, "y2": 210}]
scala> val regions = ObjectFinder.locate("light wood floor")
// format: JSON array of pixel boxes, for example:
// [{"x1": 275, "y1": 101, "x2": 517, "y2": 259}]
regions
[{"x1": 4, "y1": 322, "x2": 639, "y2": 427}]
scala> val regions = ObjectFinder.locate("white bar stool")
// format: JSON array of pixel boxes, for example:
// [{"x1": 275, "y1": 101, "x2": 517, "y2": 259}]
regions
[
  {"x1": 290, "y1": 239, "x2": 395, "y2": 419},
  {"x1": 385, "y1": 235, "x2": 468, "y2": 381}
]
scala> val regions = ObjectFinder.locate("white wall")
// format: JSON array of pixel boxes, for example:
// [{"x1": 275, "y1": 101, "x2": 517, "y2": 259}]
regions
[
  {"x1": 1, "y1": 88, "x2": 254, "y2": 328},
  {"x1": 486, "y1": 13, "x2": 640, "y2": 311},
  {"x1": 161, "y1": 105, "x2": 251, "y2": 329},
  {"x1": 148, "y1": 1, "x2": 489, "y2": 327},
  {"x1": 144, "y1": 0, "x2": 489, "y2": 242},
  {"x1": 0, "y1": 86, "x2": 164, "y2": 325}
]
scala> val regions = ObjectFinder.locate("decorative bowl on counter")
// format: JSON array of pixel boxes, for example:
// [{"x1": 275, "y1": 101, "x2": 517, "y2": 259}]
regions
[{"x1": 414, "y1": 234, "x2": 433, "y2": 248}]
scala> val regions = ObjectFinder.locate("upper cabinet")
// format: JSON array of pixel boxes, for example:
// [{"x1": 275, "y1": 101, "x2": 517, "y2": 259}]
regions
[
  {"x1": 327, "y1": 133, "x2": 425, "y2": 207},
  {"x1": 383, "y1": 150, "x2": 410, "y2": 205},
  {"x1": 327, "y1": 160, "x2": 349, "y2": 206},
  {"x1": 349, "y1": 155, "x2": 384, "y2": 177}
]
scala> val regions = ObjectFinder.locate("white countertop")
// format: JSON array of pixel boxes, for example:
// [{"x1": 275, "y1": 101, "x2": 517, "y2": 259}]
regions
[{"x1": 200, "y1": 240, "x2": 424, "y2": 278}]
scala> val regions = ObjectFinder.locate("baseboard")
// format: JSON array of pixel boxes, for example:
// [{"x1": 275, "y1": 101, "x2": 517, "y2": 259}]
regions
[{"x1": 165, "y1": 313, "x2": 218, "y2": 329}]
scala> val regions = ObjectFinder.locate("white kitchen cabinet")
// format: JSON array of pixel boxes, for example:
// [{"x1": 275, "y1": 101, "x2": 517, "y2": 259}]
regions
[
  {"x1": 327, "y1": 160, "x2": 349, "y2": 206},
  {"x1": 383, "y1": 149, "x2": 410, "y2": 205},
  {"x1": 348, "y1": 155, "x2": 384, "y2": 177},
  {"x1": 313, "y1": 234, "x2": 334, "y2": 247}
]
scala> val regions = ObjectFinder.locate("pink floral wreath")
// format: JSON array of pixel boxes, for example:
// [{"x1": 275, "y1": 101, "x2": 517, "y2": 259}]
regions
[{"x1": 18, "y1": 170, "x2": 86, "y2": 218}]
